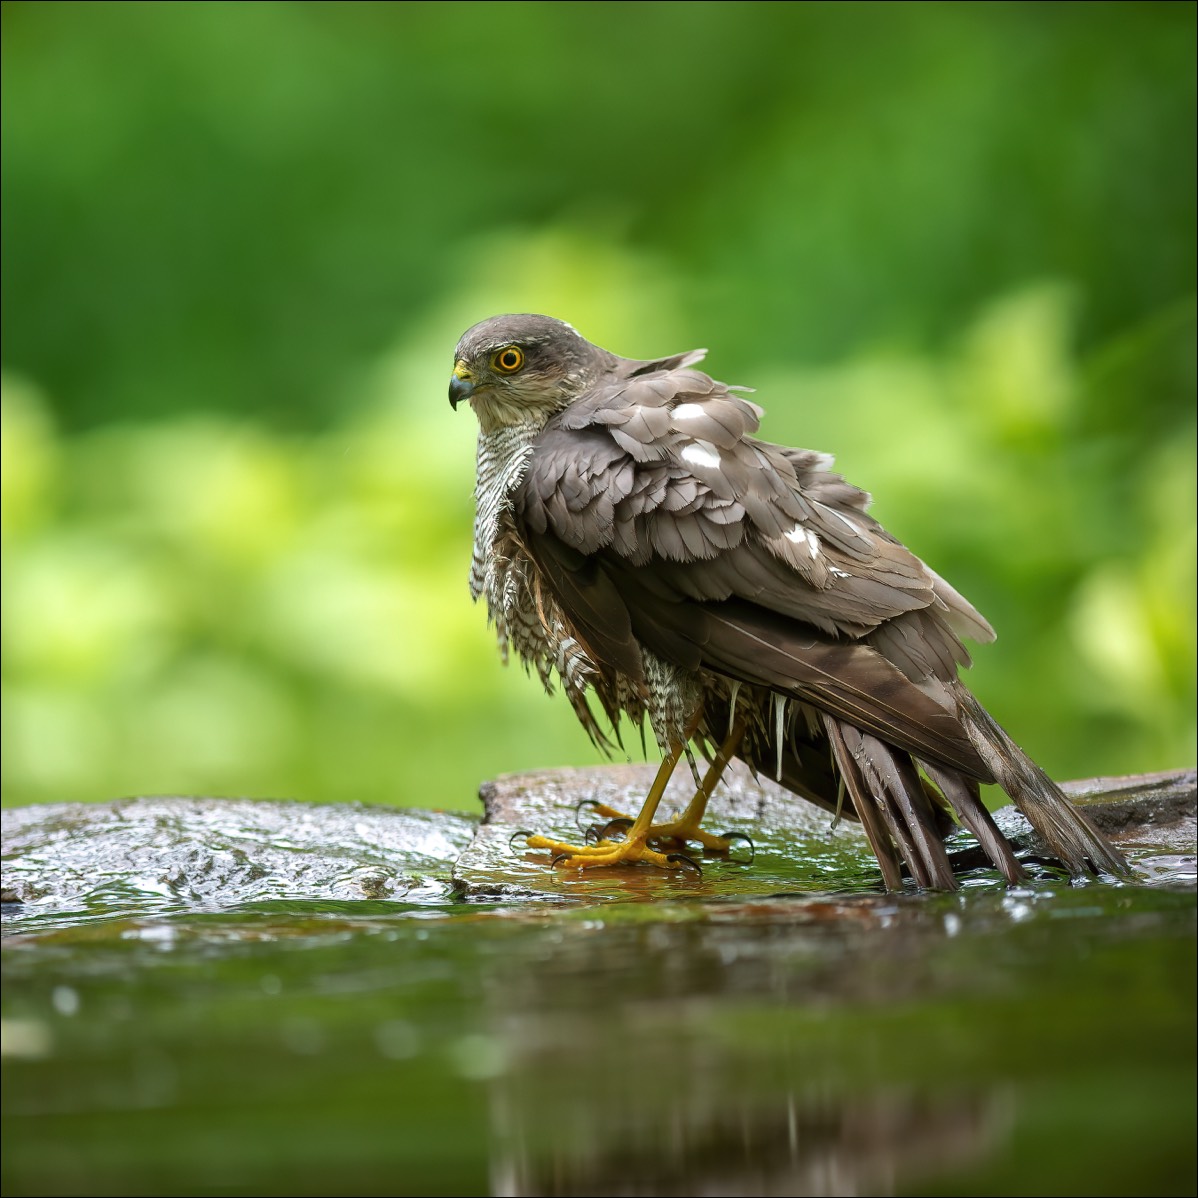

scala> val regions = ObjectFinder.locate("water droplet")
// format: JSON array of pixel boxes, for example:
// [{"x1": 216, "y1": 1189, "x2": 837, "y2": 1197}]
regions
[
  {"x1": 51, "y1": 985, "x2": 80, "y2": 1016},
  {"x1": 447, "y1": 1032, "x2": 507, "y2": 1081}
]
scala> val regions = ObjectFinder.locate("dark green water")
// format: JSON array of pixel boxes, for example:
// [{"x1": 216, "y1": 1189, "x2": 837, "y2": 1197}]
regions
[
  {"x1": 2, "y1": 797, "x2": 1195, "y2": 1196},
  {"x1": 3, "y1": 887, "x2": 1194, "y2": 1196}
]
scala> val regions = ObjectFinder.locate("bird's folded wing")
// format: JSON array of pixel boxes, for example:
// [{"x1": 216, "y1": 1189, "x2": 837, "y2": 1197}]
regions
[
  {"x1": 515, "y1": 365, "x2": 996, "y2": 779},
  {"x1": 522, "y1": 367, "x2": 993, "y2": 644},
  {"x1": 525, "y1": 530, "x2": 990, "y2": 779}
]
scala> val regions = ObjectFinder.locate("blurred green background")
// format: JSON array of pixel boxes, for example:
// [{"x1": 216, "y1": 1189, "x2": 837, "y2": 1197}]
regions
[{"x1": 2, "y1": 1, "x2": 1194, "y2": 812}]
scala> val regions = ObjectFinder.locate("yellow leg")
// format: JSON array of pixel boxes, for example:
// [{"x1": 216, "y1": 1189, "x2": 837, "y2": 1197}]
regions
[
  {"x1": 641, "y1": 716, "x2": 747, "y2": 850},
  {"x1": 525, "y1": 735, "x2": 688, "y2": 869},
  {"x1": 525, "y1": 717, "x2": 748, "y2": 870}
]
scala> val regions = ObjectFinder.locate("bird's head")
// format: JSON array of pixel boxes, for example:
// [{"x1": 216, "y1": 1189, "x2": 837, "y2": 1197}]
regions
[{"x1": 449, "y1": 314, "x2": 609, "y2": 434}]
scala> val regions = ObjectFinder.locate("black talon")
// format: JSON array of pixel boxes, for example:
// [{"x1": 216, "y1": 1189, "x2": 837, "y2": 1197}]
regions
[
  {"x1": 666, "y1": 851, "x2": 703, "y2": 875},
  {"x1": 599, "y1": 817, "x2": 634, "y2": 841},
  {"x1": 719, "y1": 830, "x2": 756, "y2": 864},
  {"x1": 509, "y1": 829, "x2": 534, "y2": 852},
  {"x1": 551, "y1": 852, "x2": 572, "y2": 867},
  {"x1": 574, "y1": 799, "x2": 604, "y2": 833}
]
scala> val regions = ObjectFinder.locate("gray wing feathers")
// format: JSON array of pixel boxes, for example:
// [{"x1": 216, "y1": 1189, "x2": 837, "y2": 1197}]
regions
[{"x1": 522, "y1": 367, "x2": 973, "y2": 650}]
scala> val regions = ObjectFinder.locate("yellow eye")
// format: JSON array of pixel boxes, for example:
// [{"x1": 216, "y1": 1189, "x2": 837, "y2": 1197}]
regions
[{"x1": 493, "y1": 346, "x2": 524, "y2": 373}]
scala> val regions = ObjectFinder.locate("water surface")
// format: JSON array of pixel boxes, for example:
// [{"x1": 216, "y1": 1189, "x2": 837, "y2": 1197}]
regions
[{"x1": 3, "y1": 794, "x2": 1194, "y2": 1196}]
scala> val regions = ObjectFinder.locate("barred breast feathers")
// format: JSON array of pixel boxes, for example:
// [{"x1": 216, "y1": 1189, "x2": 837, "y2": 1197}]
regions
[
  {"x1": 469, "y1": 424, "x2": 539, "y2": 604},
  {"x1": 471, "y1": 425, "x2": 600, "y2": 699}
]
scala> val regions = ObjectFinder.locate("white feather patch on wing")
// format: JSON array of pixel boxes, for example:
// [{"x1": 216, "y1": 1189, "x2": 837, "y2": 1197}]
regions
[
  {"x1": 680, "y1": 441, "x2": 721, "y2": 469},
  {"x1": 783, "y1": 523, "x2": 821, "y2": 558}
]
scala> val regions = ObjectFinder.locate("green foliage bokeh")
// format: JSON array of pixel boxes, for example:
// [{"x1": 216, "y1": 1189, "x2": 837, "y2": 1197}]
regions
[{"x1": 2, "y1": 1, "x2": 1194, "y2": 811}]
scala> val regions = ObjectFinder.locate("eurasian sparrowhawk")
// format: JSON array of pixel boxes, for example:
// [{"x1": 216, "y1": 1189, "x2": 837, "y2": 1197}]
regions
[{"x1": 449, "y1": 314, "x2": 1126, "y2": 889}]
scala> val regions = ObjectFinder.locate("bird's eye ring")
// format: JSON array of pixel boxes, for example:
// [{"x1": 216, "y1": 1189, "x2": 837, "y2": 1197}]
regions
[{"x1": 493, "y1": 346, "x2": 525, "y2": 373}]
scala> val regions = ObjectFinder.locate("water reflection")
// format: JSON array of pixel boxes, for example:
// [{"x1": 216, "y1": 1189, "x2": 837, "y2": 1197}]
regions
[
  {"x1": 2, "y1": 887, "x2": 1194, "y2": 1196},
  {"x1": 489, "y1": 1086, "x2": 1007, "y2": 1197},
  {"x1": 463, "y1": 890, "x2": 1192, "y2": 1197}
]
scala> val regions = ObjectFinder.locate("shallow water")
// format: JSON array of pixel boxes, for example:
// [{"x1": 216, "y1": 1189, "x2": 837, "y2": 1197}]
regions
[{"x1": 2, "y1": 796, "x2": 1195, "y2": 1197}]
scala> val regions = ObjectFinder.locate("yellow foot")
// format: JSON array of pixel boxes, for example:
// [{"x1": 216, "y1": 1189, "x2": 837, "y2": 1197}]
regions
[
  {"x1": 580, "y1": 802, "x2": 741, "y2": 855},
  {"x1": 522, "y1": 831, "x2": 699, "y2": 872}
]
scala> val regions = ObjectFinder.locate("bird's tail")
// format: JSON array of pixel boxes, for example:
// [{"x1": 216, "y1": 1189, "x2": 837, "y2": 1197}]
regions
[
  {"x1": 956, "y1": 691, "x2": 1129, "y2": 878},
  {"x1": 719, "y1": 689, "x2": 1128, "y2": 890},
  {"x1": 813, "y1": 700, "x2": 1129, "y2": 888},
  {"x1": 819, "y1": 714, "x2": 1025, "y2": 890}
]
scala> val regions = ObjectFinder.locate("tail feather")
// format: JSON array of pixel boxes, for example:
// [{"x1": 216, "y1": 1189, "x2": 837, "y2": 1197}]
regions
[
  {"x1": 958, "y1": 691, "x2": 1129, "y2": 878},
  {"x1": 824, "y1": 715, "x2": 958, "y2": 889},
  {"x1": 920, "y1": 761, "x2": 1026, "y2": 885},
  {"x1": 823, "y1": 717, "x2": 905, "y2": 890}
]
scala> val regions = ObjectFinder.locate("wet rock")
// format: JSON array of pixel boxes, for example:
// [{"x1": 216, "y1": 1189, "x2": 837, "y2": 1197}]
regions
[
  {"x1": 1061, "y1": 769, "x2": 1197, "y2": 886},
  {"x1": 3, "y1": 770, "x2": 1193, "y2": 923},
  {"x1": 1061, "y1": 768, "x2": 1197, "y2": 832},
  {"x1": 1, "y1": 796, "x2": 475, "y2": 925}
]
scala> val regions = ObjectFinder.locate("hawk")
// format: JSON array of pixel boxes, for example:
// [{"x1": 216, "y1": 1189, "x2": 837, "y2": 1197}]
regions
[{"x1": 449, "y1": 314, "x2": 1126, "y2": 889}]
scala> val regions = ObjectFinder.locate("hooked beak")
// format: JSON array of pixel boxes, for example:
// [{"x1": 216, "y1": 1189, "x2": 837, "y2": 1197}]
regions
[{"x1": 449, "y1": 362, "x2": 475, "y2": 410}]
